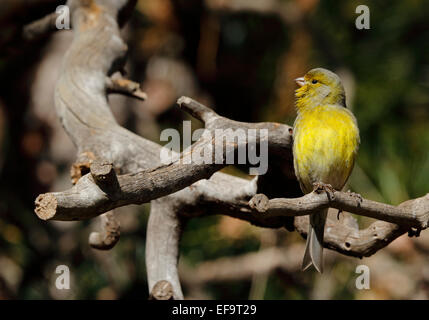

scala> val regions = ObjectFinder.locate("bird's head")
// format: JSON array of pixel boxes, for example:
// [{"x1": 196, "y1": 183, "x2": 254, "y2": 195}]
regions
[{"x1": 295, "y1": 68, "x2": 346, "y2": 110}]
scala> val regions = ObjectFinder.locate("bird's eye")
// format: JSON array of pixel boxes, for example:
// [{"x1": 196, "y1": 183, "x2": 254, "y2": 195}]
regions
[{"x1": 311, "y1": 79, "x2": 318, "y2": 84}]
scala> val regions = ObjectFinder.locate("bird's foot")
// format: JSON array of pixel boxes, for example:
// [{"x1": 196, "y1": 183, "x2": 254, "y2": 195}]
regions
[
  {"x1": 313, "y1": 182, "x2": 336, "y2": 201},
  {"x1": 337, "y1": 209, "x2": 343, "y2": 220},
  {"x1": 346, "y1": 190, "x2": 363, "y2": 207},
  {"x1": 408, "y1": 227, "x2": 421, "y2": 238}
]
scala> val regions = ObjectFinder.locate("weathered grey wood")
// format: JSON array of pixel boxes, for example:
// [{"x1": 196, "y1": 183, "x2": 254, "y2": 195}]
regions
[
  {"x1": 26, "y1": 0, "x2": 429, "y2": 300},
  {"x1": 35, "y1": 95, "x2": 292, "y2": 221},
  {"x1": 89, "y1": 211, "x2": 120, "y2": 250},
  {"x1": 146, "y1": 199, "x2": 184, "y2": 300},
  {"x1": 249, "y1": 191, "x2": 429, "y2": 229},
  {"x1": 106, "y1": 73, "x2": 147, "y2": 100}
]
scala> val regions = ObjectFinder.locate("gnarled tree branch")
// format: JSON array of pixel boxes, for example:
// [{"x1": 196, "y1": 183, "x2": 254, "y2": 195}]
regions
[
  {"x1": 106, "y1": 72, "x2": 147, "y2": 101},
  {"x1": 29, "y1": 0, "x2": 429, "y2": 300},
  {"x1": 34, "y1": 96, "x2": 292, "y2": 221},
  {"x1": 249, "y1": 191, "x2": 429, "y2": 229},
  {"x1": 89, "y1": 211, "x2": 120, "y2": 250}
]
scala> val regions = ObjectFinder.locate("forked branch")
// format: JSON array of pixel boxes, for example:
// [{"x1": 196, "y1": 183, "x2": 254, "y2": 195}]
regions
[{"x1": 28, "y1": 0, "x2": 429, "y2": 300}]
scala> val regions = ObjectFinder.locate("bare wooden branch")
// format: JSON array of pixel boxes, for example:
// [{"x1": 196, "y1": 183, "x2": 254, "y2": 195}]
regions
[
  {"x1": 174, "y1": 178, "x2": 411, "y2": 259},
  {"x1": 177, "y1": 96, "x2": 217, "y2": 123},
  {"x1": 34, "y1": 96, "x2": 292, "y2": 221},
  {"x1": 90, "y1": 160, "x2": 121, "y2": 196},
  {"x1": 149, "y1": 280, "x2": 174, "y2": 300},
  {"x1": 30, "y1": 0, "x2": 429, "y2": 301},
  {"x1": 146, "y1": 199, "x2": 184, "y2": 300},
  {"x1": 106, "y1": 73, "x2": 147, "y2": 101},
  {"x1": 294, "y1": 215, "x2": 407, "y2": 258},
  {"x1": 249, "y1": 191, "x2": 429, "y2": 229},
  {"x1": 89, "y1": 211, "x2": 120, "y2": 250}
]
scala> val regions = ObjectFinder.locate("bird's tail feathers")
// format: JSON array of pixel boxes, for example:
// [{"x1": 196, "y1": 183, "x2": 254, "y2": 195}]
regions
[{"x1": 302, "y1": 209, "x2": 328, "y2": 273}]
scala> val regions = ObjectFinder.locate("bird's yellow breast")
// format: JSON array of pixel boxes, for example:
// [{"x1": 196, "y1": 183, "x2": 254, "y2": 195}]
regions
[{"x1": 293, "y1": 104, "x2": 360, "y2": 193}]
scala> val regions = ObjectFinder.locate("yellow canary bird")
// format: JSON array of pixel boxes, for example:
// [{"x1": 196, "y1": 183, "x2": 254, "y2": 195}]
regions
[{"x1": 293, "y1": 68, "x2": 360, "y2": 273}]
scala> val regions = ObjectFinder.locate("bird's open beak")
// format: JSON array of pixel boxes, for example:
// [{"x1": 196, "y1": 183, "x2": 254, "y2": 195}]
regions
[{"x1": 295, "y1": 77, "x2": 305, "y2": 87}]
